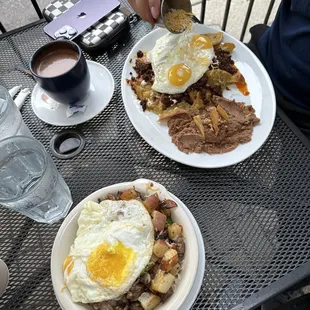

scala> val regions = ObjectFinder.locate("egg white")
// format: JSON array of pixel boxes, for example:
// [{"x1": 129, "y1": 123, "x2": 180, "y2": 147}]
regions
[
  {"x1": 148, "y1": 32, "x2": 215, "y2": 94},
  {"x1": 64, "y1": 200, "x2": 154, "y2": 303}
]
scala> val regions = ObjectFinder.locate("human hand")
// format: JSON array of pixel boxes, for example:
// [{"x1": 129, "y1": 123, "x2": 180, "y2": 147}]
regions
[{"x1": 128, "y1": 0, "x2": 161, "y2": 26}]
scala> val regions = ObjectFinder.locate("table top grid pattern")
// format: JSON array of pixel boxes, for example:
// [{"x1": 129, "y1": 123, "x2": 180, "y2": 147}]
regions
[{"x1": 1, "y1": 3, "x2": 310, "y2": 309}]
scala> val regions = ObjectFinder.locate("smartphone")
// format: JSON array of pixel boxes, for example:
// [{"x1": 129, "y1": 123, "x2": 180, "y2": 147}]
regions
[{"x1": 44, "y1": 0, "x2": 120, "y2": 40}]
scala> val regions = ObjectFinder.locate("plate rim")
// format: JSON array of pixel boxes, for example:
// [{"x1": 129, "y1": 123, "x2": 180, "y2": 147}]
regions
[
  {"x1": 51, "y1": 179, "x2": 205, "y2": 310},
  {"x1": 31, "y1": 60, "x2": 115, "y2": 126},
  {"x1": 121, "y1": 26, "x2": 276, "y2": 168}
]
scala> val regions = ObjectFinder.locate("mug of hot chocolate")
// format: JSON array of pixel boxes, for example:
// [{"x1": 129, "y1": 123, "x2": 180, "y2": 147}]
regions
[{"x1": 30, "y1": 40, "x2": 90, "y2": 104}]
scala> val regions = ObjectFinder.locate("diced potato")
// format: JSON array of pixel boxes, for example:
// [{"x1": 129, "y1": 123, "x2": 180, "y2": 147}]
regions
[
  {"x1": 168, "y1": 223, "x2": 183, "y2": 240},
  {"x1": 151, "y1": 253, "x2": 159, "y2": 263},
  {"x1": 151, "y1": 270, "x2": 176, "y2": 294},
  {"x1": 153, "y1": 240, "x2": 169, "y2": 258},
  {"x1": 138, "y1": 292, "x2": 161, "y2": 310},
  {"x1": 120, "y1": 188, "x2": 139, "y2": 200},
  {"x1": 170, "y1": 263, "x2": 181, "y2": 276},
  {"x1": 144, "y1": 194, "x2": 159, "y2": 214},
  {"x1": 152, "y1": 211, "x2": 167, "y2": 232},
  {"x1": 161, "y1": 249, "x2": 178, "y2": 272}
]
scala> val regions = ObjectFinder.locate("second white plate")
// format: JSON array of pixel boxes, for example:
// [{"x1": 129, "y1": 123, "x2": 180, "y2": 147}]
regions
[{"x1": 121, "y1": 25, "x2": 276, "y2": 168}]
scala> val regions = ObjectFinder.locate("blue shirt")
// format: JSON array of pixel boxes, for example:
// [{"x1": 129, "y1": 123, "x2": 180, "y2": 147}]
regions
[{"x1": 258, "y1": 0, "x2": 310, "y2": 109}]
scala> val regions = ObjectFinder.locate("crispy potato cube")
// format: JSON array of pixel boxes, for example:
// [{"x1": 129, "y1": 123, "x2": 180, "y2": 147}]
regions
[
  {"x1": 152, "y1": 211, "x2": 167, "y2": 232},
  {"x1": 151, "y1": 253, "x2": 159, "y2": 263},
  {"x1": 120, "y1": 188, "x2": 139, "y2": 200},
  {"x1": 138, "y1": 292, "x2": 161, "y2": 310},
  {"x1": 151, "y1": 270, "x2": 176, "y2": 294},
  {"x1": 161, "y1": 249, "x2": 178, "y2": 272},
  {"x1": 168, "y1": 223, "x2": 183, "y2": 240},
  {"x1": 153, "y1": 240, "x2": 169, "y2": 258},
  {"x1": 170, "y1": 263, "x2": 181, "y2": 276},
  {"x1": 144, "y1": 194, "x2": 159, "y2": 214}
]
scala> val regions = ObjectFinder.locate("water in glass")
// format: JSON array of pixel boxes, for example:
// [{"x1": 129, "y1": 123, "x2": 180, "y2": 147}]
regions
[{"x1": 0, "y1": 136, "x2": 72, "y2": 224}]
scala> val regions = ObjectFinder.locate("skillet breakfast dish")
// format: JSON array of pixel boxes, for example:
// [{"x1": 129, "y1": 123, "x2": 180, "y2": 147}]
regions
[
  {"x1": 63, "y1": 188, "x2": 185, "y2": 310},
  {"x1": 127, "y1": 31, "x2": 260, "y2": 155}
]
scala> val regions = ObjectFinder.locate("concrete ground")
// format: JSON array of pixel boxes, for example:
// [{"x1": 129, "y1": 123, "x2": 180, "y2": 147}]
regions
[{"x1": 0, "y1": 0, "x2": 280, "y2": 42}]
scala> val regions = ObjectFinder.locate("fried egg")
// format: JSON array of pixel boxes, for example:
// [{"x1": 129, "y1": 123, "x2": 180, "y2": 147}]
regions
[
  {"x1": 63, "y1": 200, "x2": 154, "y2": 303},
  {"x1": 148, "y1": 32, "x2": 215, "y2": 94}
]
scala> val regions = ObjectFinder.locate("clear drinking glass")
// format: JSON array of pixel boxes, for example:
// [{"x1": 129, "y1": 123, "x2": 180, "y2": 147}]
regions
[
  {"x1": 0, "y1": 86, "x2": 32, "y2": 139},
  {"x1": 0, "y1": 136, "x2": 73, "y2": 224}
]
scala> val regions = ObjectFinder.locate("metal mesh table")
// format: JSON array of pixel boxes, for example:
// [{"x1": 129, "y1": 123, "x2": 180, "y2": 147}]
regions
[{"x1": 1, "y1": 2, "x2": 310, "y2": 309}]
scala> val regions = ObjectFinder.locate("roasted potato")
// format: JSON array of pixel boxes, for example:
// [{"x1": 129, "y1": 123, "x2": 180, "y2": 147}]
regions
[
  {"x1": 152, "y1": 211, "x2": 167, "y2": 232},
  {"x1": 161, "y1": 249, "x2": 178, "y2": 272},
  {"x1": 168, "y1": 223, "x2": 183, "y2": 240},
  {"x1": 151, "y1": 270, "x2": 176, "y2": 294},
  {"x1": 138, "y1": 292, "x2": 161, "y2": 310},
  {"x1": 120, "y1": 188, "x2": 139, "y2": 200},
  {"x1": 153, "y1": 240, "x2": 170, "y2": 258},
  {"x1": 170, "y1": 263, "x2": 181, "y2": 276},
  {"x1": 151, "y1": 253, "x2": 159, "y2": 263}
]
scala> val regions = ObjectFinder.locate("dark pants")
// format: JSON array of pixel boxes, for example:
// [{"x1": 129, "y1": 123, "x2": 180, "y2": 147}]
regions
[{"x1": 247, "y1": 24, "x2": 310, "y2": 140}]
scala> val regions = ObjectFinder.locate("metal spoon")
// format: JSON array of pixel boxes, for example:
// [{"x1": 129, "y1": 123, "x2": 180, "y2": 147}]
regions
[
  {"x1": 0, "y1": 259, "x2": 9, "y2": 297},
  {"x1": 155, "y1": 0, "x2": 193, "y2": 34}
]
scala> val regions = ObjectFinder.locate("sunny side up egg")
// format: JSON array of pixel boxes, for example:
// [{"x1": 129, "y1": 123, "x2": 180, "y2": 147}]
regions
[
  {"x1": 63, "y1": 200, "x2": 154, "y2": 304},
  {"x1": 148, "y1": 32, "x2": 215, "y2": 94}
]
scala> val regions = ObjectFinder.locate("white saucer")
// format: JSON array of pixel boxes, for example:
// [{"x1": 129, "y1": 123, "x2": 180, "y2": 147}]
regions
[{"x1": 31, "y1": 60, "x2": 115, "y2": 126}]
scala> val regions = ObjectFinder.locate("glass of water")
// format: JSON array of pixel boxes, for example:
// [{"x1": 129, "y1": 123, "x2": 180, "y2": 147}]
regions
[
  {"x1": 0, "y1": 86, "x2": 32, "y2": 139},
  {"x1": 0, "y1": 136, "x2": 73, "y2": 224}
]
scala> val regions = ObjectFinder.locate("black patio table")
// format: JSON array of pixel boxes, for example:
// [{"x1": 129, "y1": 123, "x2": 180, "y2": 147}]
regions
[{"x1": 1, "y1": 2, "x2": 310, "y2": 309}]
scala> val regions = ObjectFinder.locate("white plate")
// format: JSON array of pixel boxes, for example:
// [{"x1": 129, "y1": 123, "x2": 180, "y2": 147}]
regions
[
  {"x1": 51, "y1": 179, "x2": 204, "y2": 310},
  {"x1": 32, "y1": 60, "x2": 114, "y2": 126},
  {"x1": 122, "y1": 25, "x2": 276, "y2": 168}
]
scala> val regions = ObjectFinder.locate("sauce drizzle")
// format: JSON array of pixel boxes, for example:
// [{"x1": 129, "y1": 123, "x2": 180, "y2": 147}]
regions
[{"x1": 235, "y1": 82, "x2": 250, "y2": 96}]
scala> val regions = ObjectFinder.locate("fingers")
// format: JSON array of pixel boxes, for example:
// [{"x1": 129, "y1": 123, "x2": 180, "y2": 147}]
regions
[
  {"x1": 129, "y1": 0, "x2": 155, "y2": 26},
  {"x1": 148, "y1": 0, "x2": 161, "y2": 19}
]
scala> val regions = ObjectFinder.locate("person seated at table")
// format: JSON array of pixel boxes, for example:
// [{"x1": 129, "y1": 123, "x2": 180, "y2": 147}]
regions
[{"x1": 128, "y1": 0, "x2": 310, "y2": 140}]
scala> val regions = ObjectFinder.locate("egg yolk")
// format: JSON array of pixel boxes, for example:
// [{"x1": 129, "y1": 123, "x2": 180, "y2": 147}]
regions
[
  {"x1": 168, "y1": 64, "x2": 192, "y2": 86},
  {"x1": 192, "y1": 35, "x2": 213, "y2": 49},
  {"x1": 63, "y1": 256, "x2": 74, "y2": 275},
  {"x1": 86, "y1": 241, "x2": 136, "y2": 287}
]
